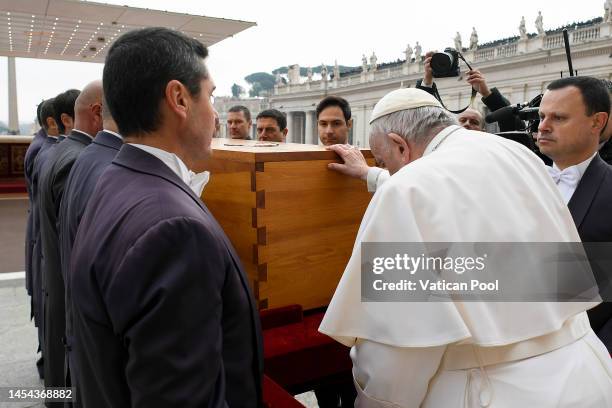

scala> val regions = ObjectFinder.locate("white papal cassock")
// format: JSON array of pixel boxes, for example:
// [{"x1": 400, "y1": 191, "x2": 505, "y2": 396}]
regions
[{"x1": 319, "y1": 125, "x2": 612, "y2": 407}]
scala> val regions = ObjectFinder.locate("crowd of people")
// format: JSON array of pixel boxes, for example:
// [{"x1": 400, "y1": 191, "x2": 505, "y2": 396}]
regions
[{"x1": 22, "y1": 25, "x2": 612, "y2": 407}]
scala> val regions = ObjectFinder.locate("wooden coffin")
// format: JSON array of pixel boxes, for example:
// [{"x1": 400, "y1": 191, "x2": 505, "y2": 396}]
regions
[{"x1": 201, "y1": 139, "x2": 374, "y2": 310}]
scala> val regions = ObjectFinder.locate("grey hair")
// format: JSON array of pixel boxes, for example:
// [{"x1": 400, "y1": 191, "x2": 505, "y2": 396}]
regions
[{"x1": 370, "y1": 106, "x2": 458, "y2": 147}]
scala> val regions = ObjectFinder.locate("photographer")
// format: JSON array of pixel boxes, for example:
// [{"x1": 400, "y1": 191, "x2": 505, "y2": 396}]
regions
[{"x1": 416, "y1": 51, "x2": 522, "y2": 132}]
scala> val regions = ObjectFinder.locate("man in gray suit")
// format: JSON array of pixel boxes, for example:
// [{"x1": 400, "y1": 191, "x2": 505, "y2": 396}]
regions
[{"x1": 37, "y1": 80, "x2": 103, "y2": 403}]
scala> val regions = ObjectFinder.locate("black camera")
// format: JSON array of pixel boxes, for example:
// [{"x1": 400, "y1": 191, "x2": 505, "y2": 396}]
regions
[{"x1": 431, "y1": 48, "x2": 461, "y2": 78}]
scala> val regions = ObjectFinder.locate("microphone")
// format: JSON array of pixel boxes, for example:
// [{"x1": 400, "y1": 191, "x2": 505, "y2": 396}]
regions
[{"x1": 485, "y1": 105, "x2": 520, "y2": 124}]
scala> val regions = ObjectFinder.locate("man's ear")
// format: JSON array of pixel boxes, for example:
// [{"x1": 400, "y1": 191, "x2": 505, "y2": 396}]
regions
[
  {"x1": 165, "y1": 80, "x2": 189, "y2": 121},
  {"x1": 61, "y1": 113, "x2": 73, "y2": 130},
  {"x1": 46, "y1": 117, "x2": 58, "y2": 131},
  {"x1": 282, "y1": 128, "x2": 288, "y2": 136},
  {"x1": 91, "y1": 102, "x2": 102, "y2": 117},
  {"x1": 347, "y1": 118, "x2": 353, "y2": 129},
  {"x1": 592, "y1": 112, "x2": 609, "y2": 135},
  {"x1": 387, "y1": 133, "x2": 409, "y2": 155}
]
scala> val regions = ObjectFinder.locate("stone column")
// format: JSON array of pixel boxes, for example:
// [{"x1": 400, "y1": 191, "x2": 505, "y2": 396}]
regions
[
  {"x1": 304, "y1": 110, "x2": 315, "y2": 144},
  {"x1": 8, "y1": 57, "x2": 19, "y2": 134},
  {"x1": 286, "y1": 111, "x2": 294, "y2": 143}
]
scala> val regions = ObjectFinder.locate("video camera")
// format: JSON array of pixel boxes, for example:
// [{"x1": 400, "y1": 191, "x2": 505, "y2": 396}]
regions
[{"x1": 485, "y1": 94, "x2": 542, "y2": 133}]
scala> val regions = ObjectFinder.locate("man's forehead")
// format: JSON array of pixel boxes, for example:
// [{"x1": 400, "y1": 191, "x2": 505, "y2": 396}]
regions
[
  {"x1": 459, "y1": 109, "x2": 481, "y2": 119},
  {"x1": 257, "y1": 117, "x2": 279, "y2": 127},
  {"x1": 319, "y1": 105, "x2": 345, "y2": 119},
  {"x1": 228, "y1": 111, "x2": 246, "y2": 120},
  {"x1": 541, "y1": 86, "x2": 582, "y2": 107},
  {"x1": 201, "y1": 74, "x2": 215, "y2": 90}
]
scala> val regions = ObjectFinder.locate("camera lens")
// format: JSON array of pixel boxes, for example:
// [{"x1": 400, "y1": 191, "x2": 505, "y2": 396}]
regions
[{"x1": 431, "y1": 52, "x2": 453, "y2": 74}]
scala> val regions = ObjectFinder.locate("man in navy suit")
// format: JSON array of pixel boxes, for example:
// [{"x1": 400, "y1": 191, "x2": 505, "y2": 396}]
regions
[
  {"x1": 25, "y1": 98, "x2": 59, "y2": 378},
  {"x1": 25, "y1": 101, "x2": 49, "y2": 310},
  {"x1": 69, "y1": 27, "x2": 262, "y2": 407},
  {"x1": 25, "y1": 102, "x2": 48, "y2": 301},
  {"x1": 58, "y1": 107, "x2": 122, "y2": 406},
  {"x1": 38, "y1": 81, "x2": 103, "y2": 402},
  {"x1": 537, "y1": 76, "x2": 612, "y2": 351}
]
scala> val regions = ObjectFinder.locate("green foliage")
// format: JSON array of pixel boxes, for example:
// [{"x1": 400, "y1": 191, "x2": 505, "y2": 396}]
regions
[
  {"x1": 244, "y1": 64, "x2": 360, "y2": 96},
  {"x1": 231, "y1": 83, "x2": 245, "y2": 98},
  {"x1": 244, "y1": 72, "x2": 276, "y2": 97}
]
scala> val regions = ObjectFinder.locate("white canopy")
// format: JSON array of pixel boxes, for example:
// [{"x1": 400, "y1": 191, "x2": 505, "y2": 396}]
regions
[{"x1": 0, "y1": 0, "x2": 255, "y2": 63}]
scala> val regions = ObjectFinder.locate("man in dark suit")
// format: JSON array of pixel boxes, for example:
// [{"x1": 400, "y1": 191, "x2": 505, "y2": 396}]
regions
[
  {"x1": 537, "y1": 76, "x2": 612, "y2": 351},
  {"x1": 597, "y1": 80, "x2": 612, "y2": 165},
  {"x1": 69, "y1": 27, "x2": 262, "y2": 407},
  {"x1": 25, "y1": 99, "x2": 59, "y2": 378},
  {"x1": 31, "y1": 92, "x2": 80, "y2": 372},
  {"x1": 25, "y1": 101, "x2": 50, "y2": 305},
  {"x1": 38, "y1": 81, "x2": 103, "y2": 402},
  {"x1": 58, "y1": 107, "x2": 121, "y2": 406}
]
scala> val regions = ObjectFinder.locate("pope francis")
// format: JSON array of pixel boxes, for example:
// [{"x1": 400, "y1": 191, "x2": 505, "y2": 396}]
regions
[{"x1": 319, "y1": 88, "x2": 612, "y2": 407}]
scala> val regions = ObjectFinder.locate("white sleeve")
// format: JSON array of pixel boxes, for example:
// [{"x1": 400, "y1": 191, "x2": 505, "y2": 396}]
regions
[
  {"x1": 350, "y1": 339, "x2": 446, "y2": 408},
  {"x1": 366, "y1": 168, "x2": 391, "y2": 193}
]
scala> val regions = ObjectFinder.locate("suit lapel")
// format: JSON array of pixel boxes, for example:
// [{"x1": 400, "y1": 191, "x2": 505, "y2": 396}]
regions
[{"x1": 568, "y1": 155, "x2": 607, "y2": 229}]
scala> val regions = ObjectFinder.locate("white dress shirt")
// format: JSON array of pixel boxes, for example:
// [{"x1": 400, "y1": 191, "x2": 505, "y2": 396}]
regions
[
  {"x1": 549, "y1": 153, "x2": 596, "y2": 204},
  {"x1": 128, "y1": 144, "x2": 210, "y2": 196}
]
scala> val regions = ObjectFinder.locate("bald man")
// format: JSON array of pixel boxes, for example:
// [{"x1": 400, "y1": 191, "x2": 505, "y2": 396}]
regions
[
  {"x1": 457, "y1": 108, "x2": 484, "y2": 131},
  {"x1": 37, "y1": 80, "x2": 103, "y2": 399}
]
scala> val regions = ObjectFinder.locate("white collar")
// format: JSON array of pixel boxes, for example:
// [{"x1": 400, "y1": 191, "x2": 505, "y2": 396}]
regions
[
  {"x1": 102, "y1": 129, "x2": 123, "y2": 140},
  {"x1": 552, "y1": 152, "x2": 596, "y2": 182},
  {"x1": 423, "y1": 125, "x2": 462, "y2": 157},
  {"x1": 72, "y1": 129, "x2": 93, "y2": 140},
  {"x1": 128, "y1": 144, "x2": 210, "y2": 196}
]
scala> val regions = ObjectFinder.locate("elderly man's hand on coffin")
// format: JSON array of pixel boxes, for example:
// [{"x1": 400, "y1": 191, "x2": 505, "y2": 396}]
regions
[{"x1": 326, "y1": 144, "x2": 370, "y2": 180}]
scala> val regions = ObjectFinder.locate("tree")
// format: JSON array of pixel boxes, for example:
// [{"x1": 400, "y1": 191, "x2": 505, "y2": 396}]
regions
[
  {"x1": 231, "y1": 83, "x2": 245, "y2": 98},
  {"x1": 244, "y1": 72, "x2": 276, "y2": 97}
]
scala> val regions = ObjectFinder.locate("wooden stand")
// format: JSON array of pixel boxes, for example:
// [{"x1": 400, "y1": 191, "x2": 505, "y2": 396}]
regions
[{"x1": 202, "y1": 139, "x2": 373, "y2": 310}]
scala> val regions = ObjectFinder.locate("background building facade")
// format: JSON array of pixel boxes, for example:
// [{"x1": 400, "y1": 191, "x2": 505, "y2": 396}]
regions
[{"x1": 269, "y1": 17, "x2": 612, "y2": 147}]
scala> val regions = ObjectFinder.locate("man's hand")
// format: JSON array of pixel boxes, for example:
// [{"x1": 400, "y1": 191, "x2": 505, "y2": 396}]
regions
[
  {"x1": 423, "y1": 51, "x2": 435, "y2": 86},
  {"x1": 326, "y1": 144, "x2": 370, "y2": 180},
  {"x1": 466, "y1": 69, "x2": 491, "y2": 97}
]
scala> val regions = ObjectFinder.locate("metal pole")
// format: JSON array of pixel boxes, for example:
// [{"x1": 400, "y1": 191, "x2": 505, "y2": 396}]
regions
[
  {"x1": 8, "y1": 56, "x2": 19, "y2": 134},
  {"x1": 562, "y1": 29, "x2": 574, "y2": 77}
]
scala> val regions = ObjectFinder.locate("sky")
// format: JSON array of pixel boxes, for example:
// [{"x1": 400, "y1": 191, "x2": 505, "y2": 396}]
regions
[{"x1": 0, "y1": 0, "x2": 606, "y2": 123}]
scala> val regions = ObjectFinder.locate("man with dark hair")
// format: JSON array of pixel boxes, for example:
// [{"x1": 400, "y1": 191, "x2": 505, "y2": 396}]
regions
[
  {"x1": 69, "y1": 27, "x2": 262, "y2": 408},
  {"x1": 597, "y1": 79, "x2": 612, "y2": 164},
  {"x1": 227, "y1": 105, "x2": 252, "y2": 139},
  {"x1": 316, "y1": 96, "x2": 352, "y2": 145},
  {"x1": 256, "y1": 108, "x2": 287, "y2": 142},
  {"x1": 25, "y1": 101, "x2": 49, "y2": 298},
  {"x1": 38, "y1": 80, "x2": 103, "y2": 401},
  {"x1": 538, "y1": 75, "x2": 612, "y2": 351},
  {"x1": 24, "y1": 99, "x2": 53, "y2": 379},
  {"x1": 28, "y1": 98, "x2": 62, "y2": 379},
  {"x1": 52, "y1": 89, "x2": 80, "y2": 136},
  {"x1": 58, "y1": 101, "x2": 122, "y2": 407}
]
